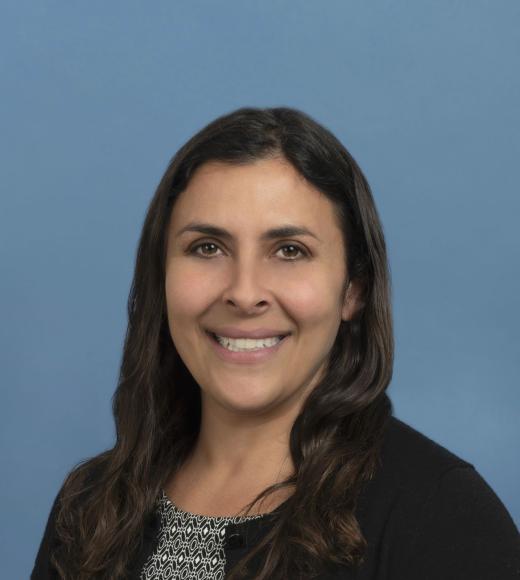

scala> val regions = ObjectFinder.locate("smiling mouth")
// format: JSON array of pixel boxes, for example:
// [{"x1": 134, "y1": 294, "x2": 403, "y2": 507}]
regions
[{"x1": 206, "y1": 331, "x2": 289, "y2": 351}]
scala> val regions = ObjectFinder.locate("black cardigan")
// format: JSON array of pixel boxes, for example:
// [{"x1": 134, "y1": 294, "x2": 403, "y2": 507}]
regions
[{"x1": 31, "y1": 417, "x2": 520, "y2": 579}]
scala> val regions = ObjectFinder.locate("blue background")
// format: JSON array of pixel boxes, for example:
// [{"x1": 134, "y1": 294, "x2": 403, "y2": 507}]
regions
[{"x1": 1, "y1": 1, "x2": 518, "y2": 576}]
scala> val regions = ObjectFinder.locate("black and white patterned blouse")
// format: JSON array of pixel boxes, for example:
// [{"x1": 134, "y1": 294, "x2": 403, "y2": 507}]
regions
[{"x1": 140, "y1": 490, "x2": 265, "y2": 580}]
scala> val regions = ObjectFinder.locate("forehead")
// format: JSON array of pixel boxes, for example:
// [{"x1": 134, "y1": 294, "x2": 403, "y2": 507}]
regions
[{"x1": 169, "y1": 158, "x2": 341, "y2": 238}]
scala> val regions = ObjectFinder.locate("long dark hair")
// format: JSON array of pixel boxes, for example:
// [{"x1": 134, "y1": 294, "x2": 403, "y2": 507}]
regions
[{"x1": 50, "y1": 106, "x2": 394, "y2": 579}]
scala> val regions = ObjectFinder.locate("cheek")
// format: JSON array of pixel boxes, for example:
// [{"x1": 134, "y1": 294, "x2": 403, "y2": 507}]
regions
[
  {"x1": 281, "y1": 275, "x2": 342, "y2": 328},
  {"x1": 164, "y1": 269, "x2": 214, "y2": 362},
  {"x1": 165, "y1": 265, "x2": 216, "y2": 323}
]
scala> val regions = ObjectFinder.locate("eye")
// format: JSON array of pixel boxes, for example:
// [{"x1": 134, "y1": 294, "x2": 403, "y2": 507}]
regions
[
  {"x1": 189, "y1": 241, "x2": 223, "y2": 258},
  {"x1": 276, "y1": 244, "x2": 309, "y2": 260},
  {"x1": 187, "y1": 241, "x2": 309, "y2": 261}
]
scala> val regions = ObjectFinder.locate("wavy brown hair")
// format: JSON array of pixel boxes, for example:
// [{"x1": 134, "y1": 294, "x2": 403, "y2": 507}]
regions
[{"x1": 49, "y1": 106, "x2": 394, "y2": 579}]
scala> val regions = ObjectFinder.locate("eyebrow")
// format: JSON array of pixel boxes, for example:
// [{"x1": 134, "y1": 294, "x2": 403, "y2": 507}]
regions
[{"x1": 175, "y1": 221, "x2": 321, "y2": 242}]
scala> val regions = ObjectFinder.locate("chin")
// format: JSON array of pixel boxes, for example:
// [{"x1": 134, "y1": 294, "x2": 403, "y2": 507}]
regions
[{"x1": 209, "y1": 386, "x2": 281, "y2": 416}]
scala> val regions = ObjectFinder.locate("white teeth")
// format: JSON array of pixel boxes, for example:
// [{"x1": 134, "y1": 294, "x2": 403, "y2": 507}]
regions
[{"x1": 215, "y1": 335, "x2": 283, "y2": 351}]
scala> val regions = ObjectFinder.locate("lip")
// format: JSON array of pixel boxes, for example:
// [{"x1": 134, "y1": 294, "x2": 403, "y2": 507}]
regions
[
  {"x1": 206, "y1": 326, "x2": 291, "y2": 339},
  {"x1": 205, "y1": 330, "x2": 290, "y2": 365}
]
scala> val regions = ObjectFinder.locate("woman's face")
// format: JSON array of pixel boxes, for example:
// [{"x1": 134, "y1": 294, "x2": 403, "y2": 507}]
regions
[{"x1": 164, "y1": 157, "x2": 361, "y2": 417}]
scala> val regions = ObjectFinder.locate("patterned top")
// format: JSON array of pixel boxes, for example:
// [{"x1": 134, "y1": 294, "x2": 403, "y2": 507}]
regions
[{"x1": 140, "y1": 490, "x2": 265, "y2": 580}]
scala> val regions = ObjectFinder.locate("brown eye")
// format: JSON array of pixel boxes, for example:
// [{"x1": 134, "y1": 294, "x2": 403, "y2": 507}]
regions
[
  {"x1": 187, "y1": 241, "x2": 309, "y2": 261},
  {"x1": 189, "y1": 242, "x2": 222, "y2": 258},
  {"x1": 277, "y1": 244, "x2": 308, "y2": 260}
]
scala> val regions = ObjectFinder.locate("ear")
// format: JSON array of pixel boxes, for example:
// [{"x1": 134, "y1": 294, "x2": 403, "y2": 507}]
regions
[{"x1": 341, "y1": 279, "x2": 365, "y2": 321}]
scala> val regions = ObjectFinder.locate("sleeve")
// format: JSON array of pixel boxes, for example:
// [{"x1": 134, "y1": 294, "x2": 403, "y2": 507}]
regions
[
  {"x1": 31, "y1": 489, "x2": 62, "y2": 580},
  {"x1": 403, "y1": 466, "x2": 520, "y2": 580}
]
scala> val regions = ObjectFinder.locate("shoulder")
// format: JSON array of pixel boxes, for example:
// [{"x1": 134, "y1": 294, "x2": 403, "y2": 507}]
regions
[
  {"x1": 377, "y1": 416, "x2": 518, "y2": 531},
  {"x1": 31, "y1": 457, "x2": 108, "y2": 579},
  {"x1": 356, "y1": 416, "x2": 520, "y2": 579},
  {"x1": 380, "y1": 416, "x2": 473, "y2": 487},
  {"x1": 357, "y1": 415, "x2": 476, "y2": 532},
  {"x1": 359, "y1": 415, "x2": 478, "y2": 516}
]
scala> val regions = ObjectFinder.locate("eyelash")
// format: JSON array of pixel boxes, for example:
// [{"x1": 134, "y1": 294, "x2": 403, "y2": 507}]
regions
[{"x1": 187, "y1": 241, "x2": 310, "y2": 261}]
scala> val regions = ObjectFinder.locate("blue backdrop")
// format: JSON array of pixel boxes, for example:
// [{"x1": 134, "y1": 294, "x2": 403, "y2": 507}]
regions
[{"x1": 1, "y1": 1, "x2": 518, "y2": 577}]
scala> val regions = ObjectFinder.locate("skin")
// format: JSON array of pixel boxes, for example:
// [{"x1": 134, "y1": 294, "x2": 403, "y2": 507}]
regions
[{"x1": 163, "y1": 156, "x2": 363, "y2": 516}]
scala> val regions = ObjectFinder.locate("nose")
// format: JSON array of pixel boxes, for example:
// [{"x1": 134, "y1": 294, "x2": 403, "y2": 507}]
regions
[{"x1": 220, "y1": 256, "x2": 270, "y2": 314}]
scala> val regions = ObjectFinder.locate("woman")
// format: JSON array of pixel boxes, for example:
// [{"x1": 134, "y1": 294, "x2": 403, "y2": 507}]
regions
[{"x1": 31, "y1": 107, "x2": 519, "y2": 579}]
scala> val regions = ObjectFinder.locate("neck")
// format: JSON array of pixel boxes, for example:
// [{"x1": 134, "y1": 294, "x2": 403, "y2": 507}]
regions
[{"x1": 190, "y1": 396, "x2": 297, "y2": 483}]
